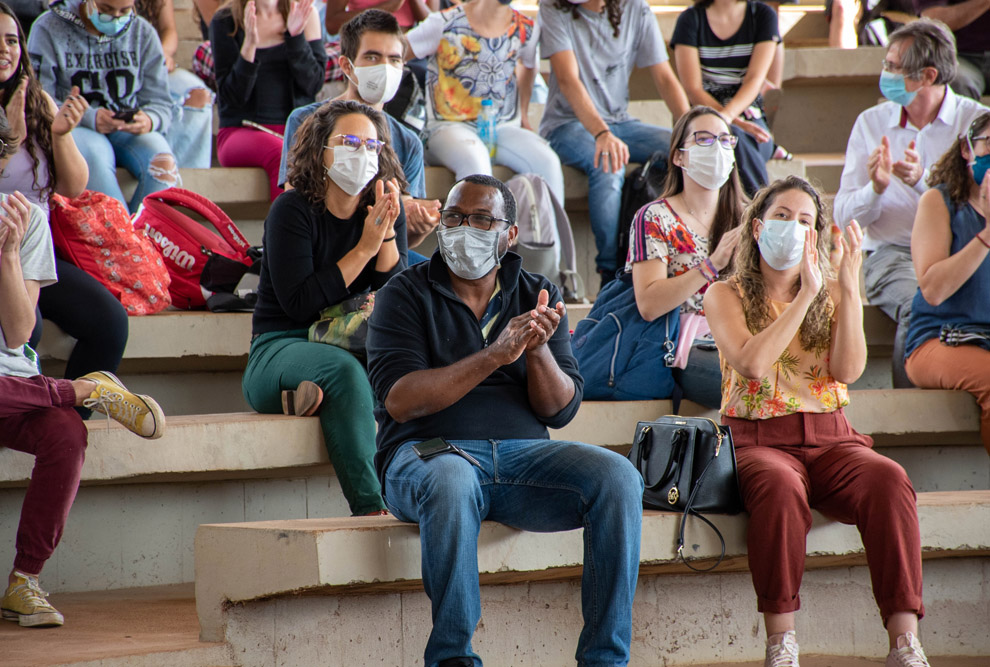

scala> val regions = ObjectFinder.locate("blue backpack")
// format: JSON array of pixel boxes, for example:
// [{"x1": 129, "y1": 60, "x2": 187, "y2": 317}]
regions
[{"x1": 571, "y1": 270, "x2": 680, "y2": 400}]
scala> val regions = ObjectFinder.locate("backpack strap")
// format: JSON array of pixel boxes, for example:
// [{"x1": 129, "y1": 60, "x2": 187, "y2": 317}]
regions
[{"x1": 141, "y1": 188, "x2": 252, "y2": 260}]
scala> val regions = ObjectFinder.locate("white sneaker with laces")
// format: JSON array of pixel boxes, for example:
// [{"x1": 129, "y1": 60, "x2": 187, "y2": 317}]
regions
[
  {"x1": 886, "y1": 631, "x2": 931, "y2": 667},
  {"x1": 765, "y1": 630, "x2": 800, "y2": 667}
]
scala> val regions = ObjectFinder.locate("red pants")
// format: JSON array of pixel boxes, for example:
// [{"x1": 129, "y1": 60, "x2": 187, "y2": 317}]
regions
[
  {"x1": 906, "y1": 338, "x2": 990, "y2": 452},
  {"x1": 0, "y1": 376, "x2": 87, "y2": 575},
  {"x1": 217, "y1": 124, "x2": 285, "y2": 202},
  {"x1": 724, "y1": 409, "x2": 924, "y2": 623}
]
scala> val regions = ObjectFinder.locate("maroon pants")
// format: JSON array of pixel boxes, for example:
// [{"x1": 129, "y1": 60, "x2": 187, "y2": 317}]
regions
[
  {"x1": 0, "y1": 375, "x2": 87, "y2": 575},
  {"x1": 724, "y1": 409, "x2": 924, "y2": 623}
]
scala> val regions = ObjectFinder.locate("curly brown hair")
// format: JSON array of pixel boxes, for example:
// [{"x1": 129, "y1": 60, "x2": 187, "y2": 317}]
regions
[
  {"x1": 287, "y1": 99, "x2": 407, "y2": 208},
  {"x1": 729, "y1": 176, "x2": 834, "y2": 352},
  {"x1": 660, "y1": 105, "x2": 748, "y2": 254},
  {"x1": 927, "y1": 112, "x2": 990, "y2": 205},
  {"x1": 0, "y1": 3, "x2": 56, "y2": 201},
  {"x1": 553, "y1": 0, "x2": 622, "y2": 38}
]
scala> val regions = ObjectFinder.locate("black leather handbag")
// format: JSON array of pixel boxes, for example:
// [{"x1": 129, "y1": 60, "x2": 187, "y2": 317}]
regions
[{"x1": 627, "y1": 416, "x2": 744, "y2": 571}]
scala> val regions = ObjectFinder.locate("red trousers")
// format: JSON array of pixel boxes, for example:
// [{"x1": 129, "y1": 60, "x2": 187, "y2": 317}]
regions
[
  {"x1": 724, "y1": 409, "x2": 924, "y2": 623},
  {"x1": 217, "y1": 124, "x2": 286, "y2": 202},
  {"x1": 0, "y1": 375, "x2": 87, "y2": 575}
]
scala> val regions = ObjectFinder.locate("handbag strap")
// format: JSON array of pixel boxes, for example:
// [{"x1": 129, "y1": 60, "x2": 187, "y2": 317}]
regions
[
  {"x1": 636, "y1": 426, "x2": 687, "y2": 491},
  {"x1": 676, "y1": 433, "x2": 728, "y2": 573}
]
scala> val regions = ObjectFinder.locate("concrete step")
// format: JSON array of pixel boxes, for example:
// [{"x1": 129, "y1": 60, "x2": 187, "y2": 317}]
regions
[
  {"x1": 799, "y1": 151, "x2": 846, "y2": 193},
  {"x1": 0, "y1": 584, "x2": 235, "y2": 667},
  {"x1": 1, "y1": 391, "x2": 983, "y2": 596},
  {"x1": 194, "y1": 491, "x2": 990, "y2": 664}
]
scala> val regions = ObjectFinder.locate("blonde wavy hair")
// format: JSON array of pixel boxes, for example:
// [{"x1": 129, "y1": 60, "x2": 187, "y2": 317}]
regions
[{"x1": 728, "y1": 176, "x2": 834, "y2": 352}]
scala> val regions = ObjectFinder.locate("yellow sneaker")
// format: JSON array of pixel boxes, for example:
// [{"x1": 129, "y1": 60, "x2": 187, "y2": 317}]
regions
[
  {"x1": 80, "y1": 371, "x2": 166, "y2": 439},
  {"x1": 1, "y1": 572, "x2": 64, "y2": 628}
]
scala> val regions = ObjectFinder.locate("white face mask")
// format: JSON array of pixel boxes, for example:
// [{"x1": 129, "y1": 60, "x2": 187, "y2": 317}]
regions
[
  {"x1": 757, "y1": 218, "x2": 807, "y2": 270},
  {"x1": 681, "y1": 142, "x2": 735, "y2": 191},
  {"x1": 436, "y1": 225, "x2": 507, "y2": 280},
  {"x1": 347, "y1": 63, "x2": 403, "y2": 106},
  {"x1": 326, "y1": 145, "x2": 379, "y2": 196}
]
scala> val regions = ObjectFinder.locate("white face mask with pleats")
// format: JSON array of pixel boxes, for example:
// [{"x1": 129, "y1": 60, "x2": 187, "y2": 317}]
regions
[
  {"x1": 325, "y1": 146, "x2": 378, "y2": 196},
  {"x1": 680, "y1": 142, "x2": 735, "y2": 190},
  {"x1": 757, "y1": 218, "x2": 807, "y2": 270}
]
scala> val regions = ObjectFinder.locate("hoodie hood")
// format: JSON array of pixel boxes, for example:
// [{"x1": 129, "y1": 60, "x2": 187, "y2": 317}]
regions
[{"x1": 50, "y1": 0, "x2": 138, "y2": 44}]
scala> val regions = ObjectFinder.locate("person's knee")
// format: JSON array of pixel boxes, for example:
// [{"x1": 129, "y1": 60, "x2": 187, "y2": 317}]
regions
[
  {"x1": 742, "y1": 462, "x2": 807, "y2": 511},
  {"x1": 418, "y1": 456, "x2": 483, "y2": 510},
  {"x1": 831, "y1": 0, "x2": 855, "y2": 21},
  {"x1": 34, "y1": 408, "x2": 88, "y2": 465},
  {"x1": 148, "y1": 153, "x2": 179, "y2": 186},
  {"x1": 183, "y1": 88, "x2": 212, "y2": 108}
]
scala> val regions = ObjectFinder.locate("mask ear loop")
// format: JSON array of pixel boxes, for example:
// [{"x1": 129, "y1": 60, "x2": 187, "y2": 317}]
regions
[{"x1": 966, "y1": 133, "x2": 977, "y2": 167}]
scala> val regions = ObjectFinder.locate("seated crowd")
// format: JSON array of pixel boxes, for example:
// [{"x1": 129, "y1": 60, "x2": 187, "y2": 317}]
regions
[{"x1": 1, "y1": 3, "x2": 988, "y2": 667}]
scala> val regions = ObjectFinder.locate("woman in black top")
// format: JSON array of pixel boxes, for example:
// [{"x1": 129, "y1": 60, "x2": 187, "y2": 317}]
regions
[
  {"x1": 671, "y1": 0, "x2": 780, "y2": 196},
  {"x1": 243, "y1": 99, "x2": 408, "y2": 516},
  {"x1": 211, "y1": 0, "x2": 325, "y2": 200}
]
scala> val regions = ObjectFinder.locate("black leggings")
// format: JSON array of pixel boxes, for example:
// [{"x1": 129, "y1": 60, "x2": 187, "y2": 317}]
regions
[{"x1": 32, "y1": 259, "x2": 129, "y2": 417}]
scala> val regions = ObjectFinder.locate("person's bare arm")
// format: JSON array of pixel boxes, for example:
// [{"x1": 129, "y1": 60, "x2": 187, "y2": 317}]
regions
[
  {"x1": 920, "y1": 0, "x2": 990, "y2": 31},
  {"x1": 0, "y1": 194, "x2": 40, "y2": 348},
  {"x1": 47, "y1": 90, "x2": 89, "y2": 198},
  {"x1": 647, "y1": 60, "x2": 690, "y2": 122},
  {"x1": 407, "y1": 0, "x2": 432, "y2": 24},
  {"x1": 193, "y1": 0, "x2": 223, "y2": 26},
  {"x1": 157, "y1": 0, "x2": 179, "y2": 69},
  {"x1": 912, "y1": 184, "x2": 990, "y2": 306},
  {"x1": 517, "y1": 62, "x2": 535, "y2": 131}
]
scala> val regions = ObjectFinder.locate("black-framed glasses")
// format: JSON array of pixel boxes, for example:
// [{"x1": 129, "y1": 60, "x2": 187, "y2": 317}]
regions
[
  {"x1": 327, "y1": 134, "x2": 385, "y2": 155},
  {"x1": 439, "y1": 209, "x2": 511, "y2": 231},
  {"x1": 687, "y1": 130, "x2": 737, "y2": 149}
]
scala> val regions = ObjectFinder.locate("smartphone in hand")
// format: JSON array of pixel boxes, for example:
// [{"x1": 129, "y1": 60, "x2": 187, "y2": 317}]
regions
[{"x1": 113, "y1": 108, "x2": 138, "y2": 122}]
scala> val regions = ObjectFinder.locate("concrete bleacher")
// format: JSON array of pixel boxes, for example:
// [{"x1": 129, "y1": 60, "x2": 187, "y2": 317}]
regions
[{"x1": 7, "y1": 6, "x2": 989, "y2": 665}]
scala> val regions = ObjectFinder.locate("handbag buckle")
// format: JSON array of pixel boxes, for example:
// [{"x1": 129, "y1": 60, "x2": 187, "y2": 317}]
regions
[
  {"x1": 667, "y1": 485, "x2": 679, "y2": 505},
  {"x1": 663, "y1": 339, "x2": 676, "y2": 368},
  {"x1": 715, "y1": 431, "x2": 723, "y2": 457}
]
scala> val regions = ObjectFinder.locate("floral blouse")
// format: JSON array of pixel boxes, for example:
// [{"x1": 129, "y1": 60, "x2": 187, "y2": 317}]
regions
[
  {"x1": 721, "y1": 298, "x2": 849, "y2": 420},
  {"x1": 623, "y1": 198, "x2": 711, "y2": 315},
  {"x1": 407, "y1": 6, "x2": 537, "y2": 124}
]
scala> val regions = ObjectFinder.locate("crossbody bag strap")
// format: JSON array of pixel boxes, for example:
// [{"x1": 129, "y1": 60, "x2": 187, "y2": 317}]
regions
[{"x1": 676, "y1": 440, "x2": 727, "y2": 572}]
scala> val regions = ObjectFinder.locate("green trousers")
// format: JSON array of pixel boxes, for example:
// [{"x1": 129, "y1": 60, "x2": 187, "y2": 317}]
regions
[{"x1": 242, "y1": 329, "x2": 385, "y2": 515}]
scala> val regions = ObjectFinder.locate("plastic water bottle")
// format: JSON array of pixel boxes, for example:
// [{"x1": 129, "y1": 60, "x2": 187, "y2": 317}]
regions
[{"x1": 477, "y1": 99, "x2": 497, "y2": 159}]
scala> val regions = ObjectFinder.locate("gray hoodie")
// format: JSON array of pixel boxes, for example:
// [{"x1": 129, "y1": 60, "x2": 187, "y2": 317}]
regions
[{"x1": 27, "y1": 0, "x2": 172, "y2": 133}]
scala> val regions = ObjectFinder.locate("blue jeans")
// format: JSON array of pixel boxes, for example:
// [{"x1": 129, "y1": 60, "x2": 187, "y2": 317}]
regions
[
  {"x1": 547, "y1": 119, "x2": 672, "y2": 274},
  {"x1": 384, "y1": 438, "x2": 644, "y2": 667},
  {"x1": 72, "y1": 126, "x2": 177, "y2": 213},
  {"x1": 165, "y1": 67, "x2": 213, "y2": 169},
  {"x1": 731, "y1": 116, "x2": 775, "y2": 198}
]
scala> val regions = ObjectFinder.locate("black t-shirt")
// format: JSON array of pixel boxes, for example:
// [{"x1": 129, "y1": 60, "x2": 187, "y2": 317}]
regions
[
  {"x1": 670, "y1": 1, "x2": 780, "y2": 107},
  {"x1": 367, "y1": 253, "x2": 584, "y2": 489},
  {"x1": 252, "y1": 189, "x2": 408, "y2": 335},
  {"x1": 210, "y1": 10, "x2": 328, "y2": 127}
]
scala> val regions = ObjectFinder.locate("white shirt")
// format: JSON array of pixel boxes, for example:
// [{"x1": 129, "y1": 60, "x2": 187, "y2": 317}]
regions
[{"x1": 833, "y1": 86, "x2": 988, "y2": 251}]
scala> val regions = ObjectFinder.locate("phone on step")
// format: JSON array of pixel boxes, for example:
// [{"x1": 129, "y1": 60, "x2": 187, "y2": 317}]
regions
[
  {"x1": 412, "y1": 437, "x2": 482, "y2": 468},
  {"x1": 113, "y1": 108, "x2": 138, "y2": 122}
]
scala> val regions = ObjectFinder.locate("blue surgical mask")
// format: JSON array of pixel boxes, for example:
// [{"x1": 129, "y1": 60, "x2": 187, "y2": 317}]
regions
[
  {"x1": 757, "y1": 218, "x2": 807, "y2": 271},
  {"x1": 87, "y1": 0, "x2": 133, "y2": 36},
  {"x1": 967, "y1": 135, "x2": 990, "y2": 187},
  {"x1": 879, "y1": 70, "x2": 917, "y2": 107}
]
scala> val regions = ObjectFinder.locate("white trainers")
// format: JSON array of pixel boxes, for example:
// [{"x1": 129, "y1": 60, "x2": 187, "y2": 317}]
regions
[
  {"x1": 765, "y1": 630, "x2": 800, "y2": 667},
  {"x1": 886, "y1": 632, "x2": 931, "y2": 667},
  {"x1": 80, "y1": 371, "x2": 166, "y2": 439}
]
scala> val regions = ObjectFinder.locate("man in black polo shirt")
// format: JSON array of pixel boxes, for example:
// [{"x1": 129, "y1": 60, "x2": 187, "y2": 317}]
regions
[{"x1": 367, "y1": 174, "x2": 644, "y2": 667}]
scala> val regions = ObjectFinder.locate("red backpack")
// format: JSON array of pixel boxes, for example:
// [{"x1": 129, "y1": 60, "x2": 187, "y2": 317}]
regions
[
  {"x1": 133, "y1": 188, "x2": 254, "y2": 309},
  {"x1": 50, "y1": 190, "x2": 172, "y2": 315}
]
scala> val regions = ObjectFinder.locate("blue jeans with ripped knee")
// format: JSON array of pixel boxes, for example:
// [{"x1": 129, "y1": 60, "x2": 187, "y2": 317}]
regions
[
  {"x1": 384, "y1": 438, "x2": 643, "y2": 667},
  {"x1": 165, "y1": 67, "x2": 213, "y2": 169},
  {"x1": 72, "y1": 126, "x2": 177, "y2": 213}
]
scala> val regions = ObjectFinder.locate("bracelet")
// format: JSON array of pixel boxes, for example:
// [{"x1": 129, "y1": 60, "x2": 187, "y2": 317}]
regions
[
  {"x1": 697, "y1": 260, "x2": 715, "y2": 283},
  {"x1": 703, "y1": 258, "x2": 719, "y2": 280},
  {"x1": 594, "y1": 128, "x2": 610, "y2": 140},
  {"x1": 382, "y1": 235, "x2": 397, "y2": 242}
]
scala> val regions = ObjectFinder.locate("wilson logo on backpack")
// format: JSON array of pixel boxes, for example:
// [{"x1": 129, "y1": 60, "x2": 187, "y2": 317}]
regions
[{"x1": 133, "y1": 187, "x2": 254, "y2": 309}]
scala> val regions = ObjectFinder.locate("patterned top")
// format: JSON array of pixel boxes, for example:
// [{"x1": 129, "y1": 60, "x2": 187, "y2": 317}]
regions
[
  {"x1": 406, "y1": 6, "x2": 538, "y2": 124},
  {"x1": 721, "y1": 296, "x2": 849, "y2": 419},
  {"x1": 623, "y1": 198, "x2": 711, "y2": 315}
]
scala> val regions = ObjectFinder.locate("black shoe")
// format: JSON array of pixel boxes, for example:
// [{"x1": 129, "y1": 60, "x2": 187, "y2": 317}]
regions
[{"x1": 437, "y1": 659, "x2": 474, "y2": 667}]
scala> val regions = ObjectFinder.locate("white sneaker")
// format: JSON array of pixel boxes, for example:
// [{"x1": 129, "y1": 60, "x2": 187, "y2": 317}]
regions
[
  {"x1": 886, "y1": 632, "x2": 931, "y2": 667},
  {"x1": 765, "y1": 630, "x2": 799, "y2": 667}
]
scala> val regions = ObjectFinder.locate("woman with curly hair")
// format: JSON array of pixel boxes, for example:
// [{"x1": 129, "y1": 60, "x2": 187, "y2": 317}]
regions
[
  {"x1": 242, "y1": 99, "x2": 407, "y2": 516},
  {"x1": 0, "y1": 2, "x2": 129, "y2": 412},
  {"x1": 211, "y1": 0, "x2": 325, "y2": 200},
  {"x1": 705, "y1": 176, "x2": 931, "y2": 667},
  {"x1": 905, "y1": 112, "x2": 990, "y2": 452},
  {"x1": 537, "y1": 0, "x2": 690, "y2": 289},
  {"x1": 405, "y1": 0, "x2": 564, "y2": 204},
  {"x1": 624, "y1": 105, "x2": 746, "y2": 407}
]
